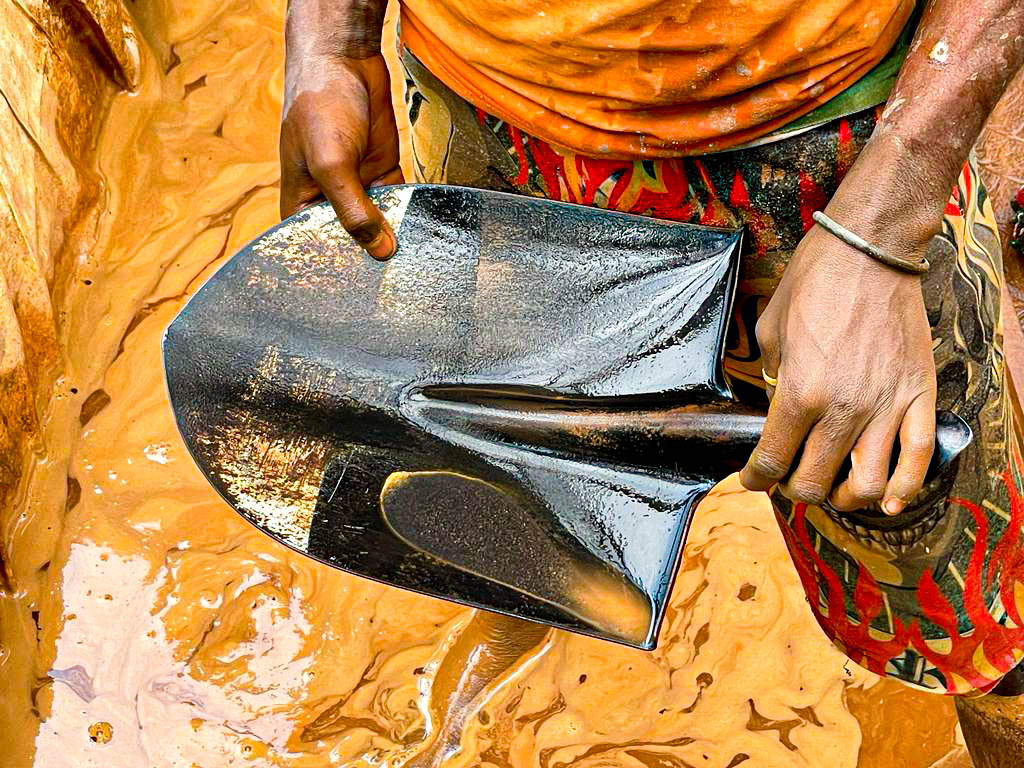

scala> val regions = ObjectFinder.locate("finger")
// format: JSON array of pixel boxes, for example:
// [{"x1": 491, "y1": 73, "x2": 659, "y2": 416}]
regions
[
  {"x1": 739, "y1": 384, "x2": 816, "y2": 492},
  {"x1": 368, "y1": 166, "x2": 405, "y2": 187},
  {"x1": 279, "y1": 147, "x2": 323, "y2": 220},
  {"x1": 828, "y1": 416, "x2": 900, "y2": 511},
  {"x1": 308, "y1": 155, "x2": 397, "y2": 261},
  {"x1": 778, "y1": 414, "x2": 861, "y2": 506},
  {"x1": 882, "y1": 394, "x2": 936, "y2": 516},
  {"x1": 762, "y1": 368, "x2": 777, "y2": 402},
  {"x1": 754, "y1": 306, "x2": 780, "y2": 402},
  {"x1": 760, "y1": 348, "x2": 780, "y2": 384},
  {"x1": 280, "y1": 183, "x2": 325, "y2": 219}
]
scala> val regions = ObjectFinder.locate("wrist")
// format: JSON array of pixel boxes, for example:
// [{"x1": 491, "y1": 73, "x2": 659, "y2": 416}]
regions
[
  {"x1": 793, "y1": 212, "x2": 926, "y2": 290},
  {"x1": 813, "y1": 211, "x2": 929, "y2": 277},
  {"x1": 796, "y1": 228, "x2": 923, "y2": 291},
  {"x1": 283, "y1": 28, "x2": 384, "y2": 106},
  {"x1": 286, "y1": 0, "x2": 386, "y2": 59},
  {"x1": 825, "y1": 134, "x2": 947, "y2": 260}
]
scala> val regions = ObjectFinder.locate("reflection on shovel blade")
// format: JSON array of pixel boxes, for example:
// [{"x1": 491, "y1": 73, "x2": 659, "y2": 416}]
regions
[
  {"x1": 163, "y1": 183, "x2": 967, "y2": 648},
  {"x1": 380, "y1": 470, "x2": 654, "y2": 647}
]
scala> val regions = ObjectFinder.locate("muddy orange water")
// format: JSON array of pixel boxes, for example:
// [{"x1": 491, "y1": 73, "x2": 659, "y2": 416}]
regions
[{"x1": 0, "y1": 1, "x2": 977, "y2": 766}]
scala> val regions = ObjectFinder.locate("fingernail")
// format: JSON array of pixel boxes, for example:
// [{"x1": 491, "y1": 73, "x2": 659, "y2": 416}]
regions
[
  {"x1": 883, "y1": 497, "x2": 905, "y2": 516},
  {"x1": 365, "y1": 229, "x2": 395, "y2": 261}
]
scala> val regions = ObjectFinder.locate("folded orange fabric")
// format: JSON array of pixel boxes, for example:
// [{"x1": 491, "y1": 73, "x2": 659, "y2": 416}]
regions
[{"x1": 400, "y1": 0, "x2": 913, "y2": 158}]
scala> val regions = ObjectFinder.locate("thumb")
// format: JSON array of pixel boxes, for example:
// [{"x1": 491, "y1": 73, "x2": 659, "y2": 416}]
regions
[{"x1": 309, "y1": 156, "x2": 396, "y2": 261}]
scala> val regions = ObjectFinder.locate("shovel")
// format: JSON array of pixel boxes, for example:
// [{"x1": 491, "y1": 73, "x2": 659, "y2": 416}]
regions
[{"x1": 163, "y1": 184, "x2": 970, "y2": 649}]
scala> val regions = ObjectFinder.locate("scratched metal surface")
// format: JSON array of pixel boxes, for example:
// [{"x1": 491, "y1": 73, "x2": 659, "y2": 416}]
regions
[{"x1": 164, "y1": 183, "x2": 751, "y2": 647}]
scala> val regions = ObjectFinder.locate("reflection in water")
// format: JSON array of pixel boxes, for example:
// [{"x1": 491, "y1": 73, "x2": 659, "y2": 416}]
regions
[{"x1": 1, "y1": 0, "x2": 974, "y2": 766}]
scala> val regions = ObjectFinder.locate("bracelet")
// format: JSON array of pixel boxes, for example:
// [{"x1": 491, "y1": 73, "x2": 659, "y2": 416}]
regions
[{"x1": 812, "y1": 211, "x2": 929, "y2": 275}]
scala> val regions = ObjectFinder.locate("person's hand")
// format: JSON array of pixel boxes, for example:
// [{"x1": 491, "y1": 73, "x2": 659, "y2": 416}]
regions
[
  {"x1": 739, "y1": 195, "x2": 937, "y2": 516},
  {"x1": 280, "y1": 51, "x2": 402, "y2": 260}
]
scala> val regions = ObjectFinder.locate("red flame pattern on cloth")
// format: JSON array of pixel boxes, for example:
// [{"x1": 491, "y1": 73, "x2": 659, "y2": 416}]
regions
[{"x1": 778, "y1": 441, "x2": 1024, "y2": 693}]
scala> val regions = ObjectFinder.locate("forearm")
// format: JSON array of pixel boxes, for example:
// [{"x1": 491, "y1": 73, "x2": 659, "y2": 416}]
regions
[
  {"x1": 830, "y1": 0, "x2": 1024, "y2": 251},
  {"x1": 285, "y1": 0, "x2": 387, "y2": 59}
]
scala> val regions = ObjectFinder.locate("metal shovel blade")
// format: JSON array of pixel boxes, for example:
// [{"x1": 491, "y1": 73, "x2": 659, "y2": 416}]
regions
[{"x1": 163, "y1": 184, "x2": 750, "y2": 646}]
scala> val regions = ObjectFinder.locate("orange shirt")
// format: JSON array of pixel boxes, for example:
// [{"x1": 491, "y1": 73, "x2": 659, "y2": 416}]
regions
[{"x1": 400, "y1": 0, "x2": 914, "y2": 158}]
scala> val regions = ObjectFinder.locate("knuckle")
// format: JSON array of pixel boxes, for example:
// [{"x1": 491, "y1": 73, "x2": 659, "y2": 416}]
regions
[
  {"x1": 782, "y1": 383, "x2": 818, "y2": 414},
  {"x1": 749, "y1": 451, "x2": 790, "y2": 481},
  {"x1": 816, "y1": 397, "x2": 867, "y2": 436},
  {"x1": 905, "y1": 367, "x2": 935, "y2": 393},
  {"x1": 903, "y1": 432, "x2": 935, "y2": 457},
  {"x1": 826, "y1": 389, "x2": 866, "y2": 419},
  {"x1": 876, "y1": 374, "x2": 899, "y2": 405},
  {"x1": 780, "y1": 401, "x2": 815, "y2": 430},
  {"x1": 788, "y1": 478, "x2": 829, "y2": 505},
  {"x1": 306, "y1": 151, "x2": 347, "y2": 181},
  {"x1": 774, "y1": 391, "x2": 806, "y2": 421},
  {"x1": 817, "y1": 415, "x2": 850, "y2": 444},
  {"x1": 754, "y1": 317, "x2": 777, "y2": 353},
  {"x1": 848, "y1": 475, "x2": 886, "y2": 502}
]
